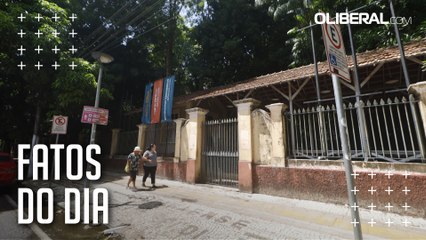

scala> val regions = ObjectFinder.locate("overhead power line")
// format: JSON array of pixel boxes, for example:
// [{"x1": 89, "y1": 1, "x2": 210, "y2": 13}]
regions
[
  {"x1": 86, "y1": 0, "x2": 164, "y2": 56},
  {"x1": 79, "y1": 0, "x2": 164, "y2": 58},
  {"x1": 105, "y1": 15, "x2": 178, "y2": 51}
]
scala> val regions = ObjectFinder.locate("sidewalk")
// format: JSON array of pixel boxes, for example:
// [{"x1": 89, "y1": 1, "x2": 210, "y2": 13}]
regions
[{"x1": 26, "y1": 172, "x2": 426, "y2": 239}]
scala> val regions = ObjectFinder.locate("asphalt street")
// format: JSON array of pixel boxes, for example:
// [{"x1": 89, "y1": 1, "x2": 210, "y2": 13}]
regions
[{"x1": 0, "y1": 188, "x2": 36, "y2": 240}]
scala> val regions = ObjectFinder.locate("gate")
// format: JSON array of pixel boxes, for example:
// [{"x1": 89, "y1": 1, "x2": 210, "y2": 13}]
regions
[
  {"x1": 288, "y1": 94, "x2": 426, "y2": 162},
  {"x1": 202, "y1": 118, "x2": 239, "y2": 187}
]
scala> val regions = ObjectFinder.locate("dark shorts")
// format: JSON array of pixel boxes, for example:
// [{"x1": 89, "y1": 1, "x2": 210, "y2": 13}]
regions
[{"x1": 129, "y1": 170, "x2": 137, "y2": 180}]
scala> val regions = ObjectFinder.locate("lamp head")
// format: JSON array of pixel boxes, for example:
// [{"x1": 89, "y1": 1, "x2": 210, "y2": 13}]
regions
[{"x1": 91, "y1": 51, "x2": 114, "y2": 64}]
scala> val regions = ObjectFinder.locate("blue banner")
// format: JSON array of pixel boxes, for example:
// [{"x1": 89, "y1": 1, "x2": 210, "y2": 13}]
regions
[
  {"x1": 141, "y1": 82, "x2": 153, "y2": 124},
  {"x1": 161, "y1": 75, "x2": 175, "y2": 122}
]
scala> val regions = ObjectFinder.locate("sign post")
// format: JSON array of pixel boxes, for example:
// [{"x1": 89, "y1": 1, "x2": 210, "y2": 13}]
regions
[
  {"x1": 321, "y1": 18, "x2": 363, "y2": 240},
  {"x1": 50, "y1": 115, "x2": 68, "y2": 186}
]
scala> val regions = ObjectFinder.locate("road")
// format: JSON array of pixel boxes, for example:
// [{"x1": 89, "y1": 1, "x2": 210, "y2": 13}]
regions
[{"x1": 0, "y1": 187, "x2": 37, "y2": 240}]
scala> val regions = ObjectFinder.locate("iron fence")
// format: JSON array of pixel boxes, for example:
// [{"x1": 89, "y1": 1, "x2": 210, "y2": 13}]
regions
[
  {"x1": 288, "y1": 94, "x2": 426, "y2": 162},
  {"x1": 202, "y1": 118, "x2": 239, "y2": 187},
  {"x1": 116, "y1": 130, "x2": 139, "y2": 155},
  {"x1": 145, "y1": 122, "x2": 176, "y2": 157}
]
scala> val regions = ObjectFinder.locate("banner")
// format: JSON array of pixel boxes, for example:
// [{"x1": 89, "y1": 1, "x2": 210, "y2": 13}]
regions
[
  {"x1": 141, "y1": 82, "x2": 153, "y2": 124},
  {"x1": 161, "y1": 75, "x2": 175, "y2": 122},
  {"x1": 151, "y1": 79, "x2": 163, "y2": 124}
]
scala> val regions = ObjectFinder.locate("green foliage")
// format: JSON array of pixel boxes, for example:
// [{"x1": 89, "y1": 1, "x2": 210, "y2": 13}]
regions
[
  {"x1": 188, "y1": 0, "x2": 295, "y2": 89},
  {"x1": 257, "y1": 0, "x2": 426, "y2": 67}
]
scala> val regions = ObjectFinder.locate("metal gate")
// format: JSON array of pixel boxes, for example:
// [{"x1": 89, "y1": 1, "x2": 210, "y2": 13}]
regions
[
  {"x1": 202, "y1": 118, "x2": 239, "y2": 187},
  {"x1": 288, "y1": 94, "x2": 426, "y2": 162}
]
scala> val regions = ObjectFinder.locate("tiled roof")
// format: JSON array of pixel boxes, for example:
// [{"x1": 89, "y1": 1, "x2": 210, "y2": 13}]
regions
[{"x1": 176, "y1": 38, "x2": 426, "y2": 104}]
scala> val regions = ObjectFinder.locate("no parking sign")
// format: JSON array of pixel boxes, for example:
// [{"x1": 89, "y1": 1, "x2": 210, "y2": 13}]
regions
[
  {"x1": 52, "y1": 115, "x2": 68, "y2": 135},
  {"x1": 321, "y1": 22, "x2": 351, "y2": 82}
]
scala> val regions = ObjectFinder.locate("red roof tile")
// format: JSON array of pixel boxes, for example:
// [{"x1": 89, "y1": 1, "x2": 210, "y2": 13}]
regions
[{"x1": 176, "y1": 39, "x2": 426, "y2": 104}]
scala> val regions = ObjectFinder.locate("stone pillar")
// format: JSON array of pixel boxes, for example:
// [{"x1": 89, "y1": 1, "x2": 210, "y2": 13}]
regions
[
  {"x1": 137, "y1": 124, "x2": 148, "y2": 149},
  {"x1": 109, "y1": 128, "x2": 120, "y2": 158},
  {"x1": 185, "y1": 108, "x2": 208, "y2": 183},
  {"x1": 173, "y1": 118, "x2": 187, "y2": 162},
  {"x1": 266, "y1": 103, "x2": 288, "y2": 166},
  {"x1": 233, "y1": 98, "x2": 260, "y2": 193},
  {"x1": 408, "y1": 81, "x2": 426, "y2": 137}
]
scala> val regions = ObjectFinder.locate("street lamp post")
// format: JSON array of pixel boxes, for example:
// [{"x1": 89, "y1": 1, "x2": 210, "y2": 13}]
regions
[{"x1": 85, "y1": 51, "x2": 113, "y2": 188}]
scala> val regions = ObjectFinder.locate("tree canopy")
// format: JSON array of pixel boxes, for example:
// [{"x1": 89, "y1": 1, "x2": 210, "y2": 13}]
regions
[{"x1": 0, "y1": 0, "x2": 425, "y2": 149}]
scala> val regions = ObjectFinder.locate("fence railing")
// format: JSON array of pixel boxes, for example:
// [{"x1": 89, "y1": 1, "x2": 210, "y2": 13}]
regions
[
  {"x1": 202, "y1": 118, "x2": 239, "y2": 187},
  {"x1": 288, "y1": 94, "x2": 426, "y2": 162},
  {"x1": 116, "y1": 130, "x2": 138, "y2": 155},
  {"x1": 145, "y1": 122, "x2": 176, "y2": 157}
]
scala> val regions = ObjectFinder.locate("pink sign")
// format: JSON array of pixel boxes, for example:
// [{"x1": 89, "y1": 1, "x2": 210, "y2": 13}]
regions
[{"x1": 81, "y1": 106, "x2": 109, "y2": 125}]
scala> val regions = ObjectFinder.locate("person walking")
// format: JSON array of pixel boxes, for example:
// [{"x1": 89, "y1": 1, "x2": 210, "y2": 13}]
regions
[
  {"x1": 142, "y1": 144, "x2": 158, "y2": 188},
  {"x1": 127, "y1": 146, "x2": 142, "y2": 190}
]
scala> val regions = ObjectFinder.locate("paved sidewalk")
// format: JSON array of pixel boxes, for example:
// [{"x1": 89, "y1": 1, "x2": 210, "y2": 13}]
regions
[
  {"x1": 25, "y1": 172, "x2": 426, "y2": 239},
  {"x1": 96, "y1": 172, "x2": 426, "y2": 239}
]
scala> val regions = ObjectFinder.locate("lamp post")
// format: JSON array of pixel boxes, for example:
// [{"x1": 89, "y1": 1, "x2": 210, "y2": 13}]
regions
[
  {"x1": 89, "y1": 51, "x2": 114, "y2": 145},
  {"x1": 85, "y1": 51, "x2": 113, "y2": 188}
]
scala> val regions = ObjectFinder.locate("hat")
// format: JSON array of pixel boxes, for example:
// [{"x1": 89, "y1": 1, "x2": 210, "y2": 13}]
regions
[{"x1": 134, "y1": 146, "x2": 141, "y2": 152}]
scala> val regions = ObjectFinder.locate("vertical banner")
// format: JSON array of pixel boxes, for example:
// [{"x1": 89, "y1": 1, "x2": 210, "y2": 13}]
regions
[
  {"x1": 161, "y1": 75, "x2": 175, "y2": 122},
  {"x1": 141, "y1": 82, "x2": 153, "y2": 124},
  {"x1": 151, "y1": 79, "x2": 163, "y2": 124}
]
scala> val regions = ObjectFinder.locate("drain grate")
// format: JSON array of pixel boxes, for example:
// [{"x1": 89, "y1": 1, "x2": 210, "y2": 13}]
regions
[{"x1": 138, "y1": 201, "x2": 163, "y2": 209}]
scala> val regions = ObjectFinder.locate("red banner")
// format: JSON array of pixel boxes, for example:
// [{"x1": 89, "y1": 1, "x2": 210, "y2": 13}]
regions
[{"x1": 151, "y1": 79, "x2": 163, "y2": 124}]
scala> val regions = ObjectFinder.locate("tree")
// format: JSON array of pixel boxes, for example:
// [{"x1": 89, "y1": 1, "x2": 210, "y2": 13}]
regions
[
  {"x1": 0, "y1": 0, "x2": 108, "y2": 149},
  {"x1": 256, "y1": 0, "x2": 426, "y2": 67},
  {"x1": 188, "y1": 0, "x2": 295, "y2": 89}
]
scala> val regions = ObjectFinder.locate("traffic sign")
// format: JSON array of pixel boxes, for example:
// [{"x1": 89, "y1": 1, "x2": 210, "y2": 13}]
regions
[
  {"x1": 51, "y1": 115, "x2": 68, "y2": 134},
  {"x1": 81, "y1": 106, "x2": 109, "y2": 125},
  {"x1": 321, "y1": 21, "x2": 351, "y2": 82}
]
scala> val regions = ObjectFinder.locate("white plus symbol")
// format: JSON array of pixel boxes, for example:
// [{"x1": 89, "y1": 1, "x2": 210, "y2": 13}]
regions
[
  {"x1": 402, "y1": 170, "x2": 410, "y2": 179},
  {"x1": 351, "y1": 203, "x2": 359, "y2": 211},
  {"x1": 402, "y1": 186, "x2": 410, "y2": 195},
  {"x1": 385, "y1": 202, "x2": 393, "y2": 211},
  {"x1": 351, "y1": 219, "x2": 359, "y2": 227},
  {"x1": 18, "y1": 29, "x2": 26, "y2": 38},
  {"x1": 368, "y1": 218, "x2": 376, "y2": 227},
  {"x1": 17, "y1": 61, "x2": 26, "y2": 70},
  {"x1": 368, "y1": 202, "x2": 376, "y2": 211},
  {"x1": 385, "y1": 186, "x2": 393, "y2": 195},
  {"x1": 69, "y1": 45, "x2": 77, "y2": 54},
  {"x1": 69, "y1": 61, "x2": 77, "y2": 70},
  {"x1": 18, "y1": 45, "x2": 26, "y2": 55},
  {"x1": 368, "y1": 186, "x2": 376, "y2": 195},
  {"x1": 52, "y1": 46, "x2": 60, "y2": 54},
  {"x1": 52, "y1": 61, "x2": 60, "y2": 70},
  {"x1": 35, "y1": 45, "x2": 43, "y2": 54},
  {"x1": 35, "y1": 29, "x2": 43, "y2": 38},
  {"x1": 34, "y1": 61, "x2": 43, "y2": 70},
  {"x1": 402, "y1": 202, "x2": 410, "y2": 211},
  {"x1": 69, "y1": 13, "x2": 77, "y2": 22},
  {"x1": 402, "y1": 218, "x2": 411, "y2": 227},
  {"x1": 52, "y1": 13, "x2": 60, "y2": 22},
  {"x1": 35, "y1": 13, "x2": 43, "y2": 22},
  {"x1": 52, "y1": 29, "x2": 60, "y2": 37},
  {"x1": 18, "y1": 13, "x2": 26, "y2": 22},
  {"x1": 351, "y1": 171, "x2": 359, "y2": 179},
  {"x1": 385, "y1": 170, "x2": 393, "y2": 179},
  {"x1": 69, "y1": 29, "x2": 77, "y2": 38},
  {"x1": 368, "y1": 171, "x2": 376, "y2": 179},
  {"x1": 385, "y1": 219, "x2": 394, "y2": 227},
  {"x1": 351, "y1": 186, "x2": 359, "y2": 195}
]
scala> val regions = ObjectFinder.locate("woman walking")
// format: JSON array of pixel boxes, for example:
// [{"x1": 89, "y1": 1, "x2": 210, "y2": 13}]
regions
[
  {"x1": 127, "y1": 146, "x2": 142, "y2": 190},
  {"x1": 142, "y1": 144, "x2": 158, "y2": 188}
]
